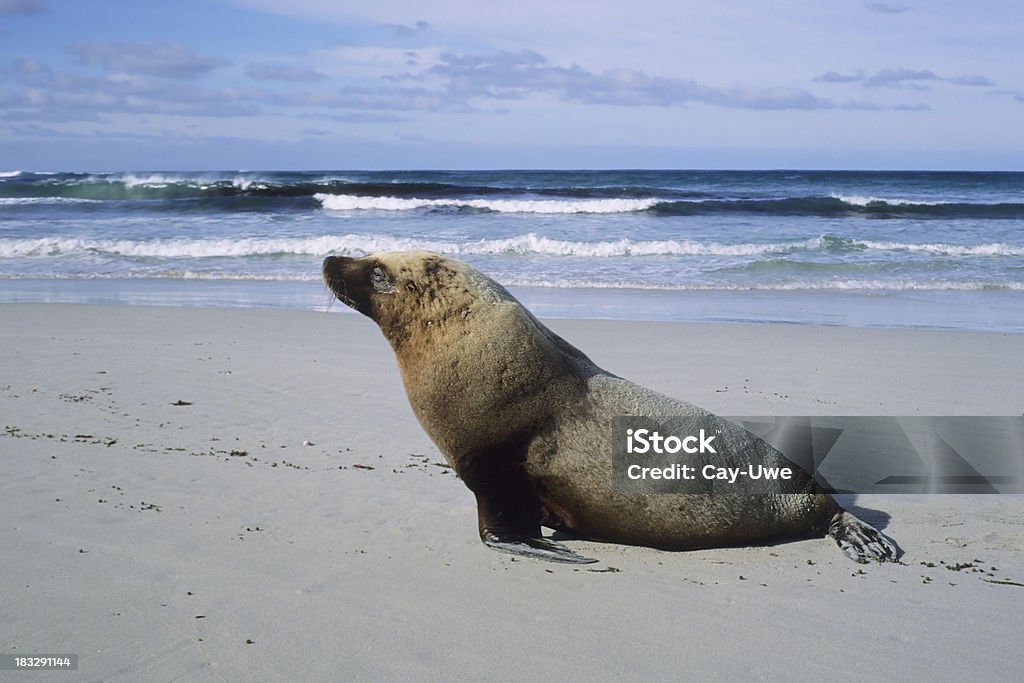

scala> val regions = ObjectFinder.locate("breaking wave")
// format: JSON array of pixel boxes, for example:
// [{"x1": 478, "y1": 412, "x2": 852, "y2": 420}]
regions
[
  {"x1": 496, "y1": 277, "x2": 1024, "y2": 292},
  {"x1": 3, "y1": 171, "x2": 1022, "y2": 218},
  {"x1": 3, "y1": 233, "x2": 1021, "y2": 259},
  {"x1": 314, "y1": 193, "x2": 660, "y2": 214}
]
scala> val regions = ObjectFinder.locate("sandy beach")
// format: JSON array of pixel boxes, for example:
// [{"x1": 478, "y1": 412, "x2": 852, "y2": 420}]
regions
[{"x1": 2, "y1": 303, "x2": 1023, "y2": 681}]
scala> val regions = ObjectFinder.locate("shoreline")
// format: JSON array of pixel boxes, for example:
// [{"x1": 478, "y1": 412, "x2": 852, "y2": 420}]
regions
[
  {"x1": 2, "y1": 303, "x2": 1022, "y2": 680},
  {"x1": 1, "y1": 279, "x2": 1021, "y2": 333}
]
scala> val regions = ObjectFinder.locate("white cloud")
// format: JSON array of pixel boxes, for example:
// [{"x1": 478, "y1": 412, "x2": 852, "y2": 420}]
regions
[
  {"x1": 386, "y1": 20, "x2": 433, "y2": 38},
  {"x1": 815, "y1": 67, "x2": 997, "y2": 91},
  {"x1": 947, "y1": 75, "x2": 994, "y2": 87},
  {"x1": 815, "y1": 71, "x2": 866, "y2": 84},
  {"x1": 68, "y1": 40, "x2": 230, "y2": 79},
  {"x1": 862, "y1": 2, "x2": 911, "y2": 14},
  {"x1": 864, "y1": 67, "x2": 938, "y2": 88},
  {"x1": 0, "y1": 0, "x2": 46, "y2": 15},
  {"x1": 420, "y1": 50, "x2": 839, "y2": 110},
  {"x1": 246, "y1": 62, "x2": 326, "y2": 82},
  {"x1": 312, "y1": 45, "x2": 445, "y2": 81}
]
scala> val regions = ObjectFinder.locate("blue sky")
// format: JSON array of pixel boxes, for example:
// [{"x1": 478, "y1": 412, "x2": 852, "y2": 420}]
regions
[{"x1": 1, "y1": 0, "x2": 1022, "y2": 170}]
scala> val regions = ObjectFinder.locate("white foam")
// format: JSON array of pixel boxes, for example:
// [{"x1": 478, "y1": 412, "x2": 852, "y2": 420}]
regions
[
  {"x1": 499, "y1": 278, "x2": 1024, "y2": 292},
  {"x1": 120, "y1": 174, "x2": 185, "y2": 188},
  {"x1": 457, "y1": 234, "x2": 814, "y2": 257},
  {"x1": 315, "y1": 193, "x2": 659, "y2": 214},
  {"x1": 831, "y1": 193, "x2": 949, "y2": 207},
  {"x1": 856, "y1": 240, "x2": 1024, "y2": 257},
  {"x1": 176, "y1": 271, "x2": 314, "y2": 281},
  {"x1": 118, "y1": 173, "x2": 237, "y2": 188},
  {"x1": 0, "y1": 197, "x2": 102, "y2": 205},
  {"x1": 0, "y1": 171, "x2": 22, "y2": 178},
  {"x1": 3, "y1": 233, "x2": 1020, "y2": 262},
  {"x1": 0, "y1": 271, "x2": 320, "y2": 282},
  {"x1": 5, "y1": 233, "x2": 812, "y2": 259},
  {"x1": 1, "y1": 270, "x2": 1019, "y2": 292}
]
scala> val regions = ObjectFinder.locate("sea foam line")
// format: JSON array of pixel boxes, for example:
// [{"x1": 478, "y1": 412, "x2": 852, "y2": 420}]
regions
[
  {"x1": 829, "y1": 193, "x2": 951, "y2": 207},
  {"x1": 492, "y1": 277, "x2": 1024, "y2": 292},
  {"x1": 534, "y1": 277, "x2": 1024, "y2": 292},
  {"x1": 0, "y1": 197, "x2": 103, "y2": 205},
  {"x1": 2, "y1": 234, "x2": 1022, "y2": 258},
  {"x1": 0, "y1": 234, "x2": 823, "y2": 258},
  {"x1": 3, "y1": 271, "x2": 1021, "y2": 292},
  {"x1": 855, "y1": 240, "x2": 1024, "y2": 257},
  {"x1": 314, "y1": 193, "x2": 660, "y2": 214}
]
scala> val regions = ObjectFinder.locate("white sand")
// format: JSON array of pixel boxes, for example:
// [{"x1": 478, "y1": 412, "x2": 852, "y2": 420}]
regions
[{"x1": 2, "y1": 303, "x2": 1022, "y2": 681}]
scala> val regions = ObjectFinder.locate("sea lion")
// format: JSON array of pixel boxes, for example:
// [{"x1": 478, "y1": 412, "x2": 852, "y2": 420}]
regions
[{"x1": 323, "y1": 251, "x2": 899, "y2": 564}]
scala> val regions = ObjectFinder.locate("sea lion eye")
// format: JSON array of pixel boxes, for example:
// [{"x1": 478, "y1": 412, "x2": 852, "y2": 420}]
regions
[{"x1": 370, "y1": 266, "x2": 396, "y2": 293}]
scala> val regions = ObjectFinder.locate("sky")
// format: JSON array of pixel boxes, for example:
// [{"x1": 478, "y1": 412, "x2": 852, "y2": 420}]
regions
[{"x1": 1, "y1": 0, "x2": 1022, "y2": 170}]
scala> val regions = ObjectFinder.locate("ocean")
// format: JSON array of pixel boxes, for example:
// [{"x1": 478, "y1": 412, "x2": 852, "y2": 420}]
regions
[{"x1": 1, "y1": 169, "x2": 1022, "y2": 331}]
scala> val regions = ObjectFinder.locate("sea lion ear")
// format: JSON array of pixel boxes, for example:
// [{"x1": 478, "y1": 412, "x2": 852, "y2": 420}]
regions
[{"x1": 370, "y1": 265, "x2": 396, "y2": 294}]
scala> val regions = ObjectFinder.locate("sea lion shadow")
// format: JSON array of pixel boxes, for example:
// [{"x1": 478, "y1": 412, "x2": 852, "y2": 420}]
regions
[
  {"x1": 548, "y1": 529, "x2": 607, "y2": 544},
  {"x1": 832, "y1": 493, "x2": 893, "y2": 531}
]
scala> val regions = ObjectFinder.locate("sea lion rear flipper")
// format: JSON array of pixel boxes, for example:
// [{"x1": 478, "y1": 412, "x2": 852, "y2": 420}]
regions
[{"x1": 827, "y1": 511, "x2": 900, "y2": 563}]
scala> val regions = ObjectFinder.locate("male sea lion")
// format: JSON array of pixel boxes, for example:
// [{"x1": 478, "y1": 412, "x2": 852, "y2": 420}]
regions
[{"x1": 323, "y1": 251, "x2": 899, "y2": 564}]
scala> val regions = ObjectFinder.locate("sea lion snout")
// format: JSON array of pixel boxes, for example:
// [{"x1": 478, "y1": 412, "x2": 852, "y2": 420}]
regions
[
  {"x1": 322, "y1": 255, "x2": 352, "y2": 278},
  {"x1": 323, "y1": 255, "x2": 372, "y2": 316},
  {"x1": 322, "y1": 255, "x2": 351, "y2": 295},
  {"x1": 323, "y1": 255, "x2": 351, "y2": 264}
]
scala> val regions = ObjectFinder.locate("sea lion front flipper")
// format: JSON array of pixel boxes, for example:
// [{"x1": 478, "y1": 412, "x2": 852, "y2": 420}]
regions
[
  {"x1": 457, "y1": 442, "x2": 597, "y2": 565},
  {"x1": 481, "y1": 530, "x2": 597, "y2": 564},
  {"x1": 471, "y1": 475, "x2": 599, "y2": 564}
]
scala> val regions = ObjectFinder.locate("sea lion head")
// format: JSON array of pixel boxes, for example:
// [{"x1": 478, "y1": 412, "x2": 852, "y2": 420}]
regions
[
  {"x1": 323, "y1": 251, "x2": 594, "y2": 453},
  {"x1": 322, "y1": 250, "x2": 514, "y2": 348}
]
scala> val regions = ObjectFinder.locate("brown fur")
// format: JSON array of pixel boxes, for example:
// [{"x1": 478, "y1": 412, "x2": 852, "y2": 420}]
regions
[{"x1": 323, "y1": 251, "x2": 899, "y2": 562}]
